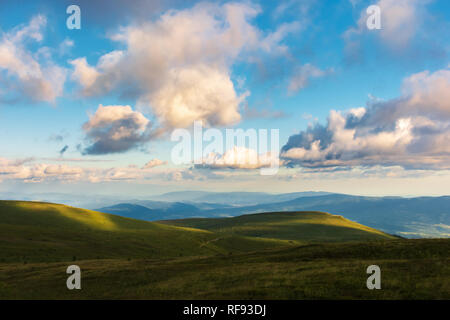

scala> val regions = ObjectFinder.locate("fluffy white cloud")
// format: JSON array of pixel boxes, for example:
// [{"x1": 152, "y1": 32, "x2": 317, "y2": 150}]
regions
[
  {"x1": 282, "y1": 111, "x2": 415, "y2": 167},
  {"x1": 70, "y1": 2, "x2": 297, "y2": 130},
  {"x1": 0, "y1": 15, "x2": 66, "y2": 102},
  {"x1": 282, "y1": 67, "x2": 450, "y2": 170},
  {"x1": 69, "y1": 57, "x2": 99, "y2": 89},
  {"x1": 142, "y1": 158, "x2": 167, "y2": 169},
  {"x1": 0, "y1": 157, "x2": 206, "y2": 184},
  {"x1": 147, "y1": 65, "x2": 244, "y2": 128},
  {"x1": 377, "y1": 0, "x2": 425, "y2": 47},
  {"x1": 401, "y1": 68, "x2": 450, "y2": 119},
  {"x1": 0, "y1": 158, "x2": 83, "y2": 183},
  {"x1": 82, "y1": 105, "x2": 151, "y2": 155},
  {"x1": 196, "y1": 146, "x2": 281, "y2": 170}
]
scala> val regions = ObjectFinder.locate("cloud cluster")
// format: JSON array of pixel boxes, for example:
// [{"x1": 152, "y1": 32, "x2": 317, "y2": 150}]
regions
[
  {"x1": 82, "y1": 105, "x2": 152, "y2": 155},
  {"x1": 196, "y1": 146, "x2": 281, "y2": 170},
  {"x1": 70, "y1": 2, "x2": 297, "y2": 130},
  {"x1": 0, "y1": 156, "x2": 207, "y2": 184},
  {"x1": 2, "y1": 154, "x2": 445, "y2": 186},
  {"x1": 0, "y1": 15, "x2": 66, "y2": 103},
  {"x1": 142, "y1": 158, "x2": 167, "y2": 169},
  {"x1": 0, "y1": 158, "x2": 82, "y2": 183},
  {"x1": 281, "y1": 67, "x2": 450, "y2": 170}
]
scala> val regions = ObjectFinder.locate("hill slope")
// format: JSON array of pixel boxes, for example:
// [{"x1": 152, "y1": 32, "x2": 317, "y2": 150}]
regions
[
  {"x1": 0, "y1": 201, "x2": 289, "y2": 263},
  {"x1": 161, "y1": 211, "x2": 397, "y2": 242},
  {"x1": 1, "y1": 201, "x2": 395, "y2": 264}
]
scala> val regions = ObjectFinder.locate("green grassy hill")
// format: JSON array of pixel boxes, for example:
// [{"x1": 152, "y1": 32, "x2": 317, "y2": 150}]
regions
[
  {"x1": 161, "y1": 211, "x2": 397, "y2": 242},
  {"x1": 1, "y1": 200, "x2": 448, "y2": 300},
  {"x1": 0, "y1": 201, "x2": 394, "y2": 264},
  {"x1": 0, "y1": 201, "x2": 289, "y2": 263}
]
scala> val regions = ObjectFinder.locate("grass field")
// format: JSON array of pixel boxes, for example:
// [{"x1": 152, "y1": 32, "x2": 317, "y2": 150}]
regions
[
  {"x1": 0, "y1": 200, "x2": 448, "y2": 299},
  {"x1": 0, "y1": 239, "x2": 448, "y2": 299}
]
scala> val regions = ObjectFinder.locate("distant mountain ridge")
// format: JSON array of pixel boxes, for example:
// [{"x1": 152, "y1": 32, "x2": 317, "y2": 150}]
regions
[
  {"x1": 96, "y1": 193, "x2": 450, "y2": 238},
  {"x1": 150, "y1": 191, "x2": 332, "y2": 205},
  {"x1": 98, "y1": 202, "x2": 204, "y2": 220},
  {"x1": 197, "y1": 194, "x2": 450, "y2": 238}
]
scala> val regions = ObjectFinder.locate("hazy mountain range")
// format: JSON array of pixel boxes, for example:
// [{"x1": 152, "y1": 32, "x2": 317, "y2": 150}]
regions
[
  {"x1": 1, "y1": 190, "x2": 448, "y2": 238},
  {"x1": 95, "y1": 192, "x2": 450, "y2": 239},
  {"x1": 151, "y1": 191, "x2": 332, "y2": 205}
]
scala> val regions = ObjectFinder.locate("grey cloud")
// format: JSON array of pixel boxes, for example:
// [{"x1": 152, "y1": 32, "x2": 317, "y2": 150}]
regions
[
  {"x1": 81, "y1": 105, "x2": 152, "y2": 155},
  {"x1": 82, "y1": 119, "x2": 151, "y2": 155},
  {"x1": 281, "y1": 123, "x2": 332, "y2": 153},
  {"x1": 281, "y1": 67, "x2": 450, "y2": 170},
  {"x1": 59, "y1": 145, "x2": 69, "y2": 156}
]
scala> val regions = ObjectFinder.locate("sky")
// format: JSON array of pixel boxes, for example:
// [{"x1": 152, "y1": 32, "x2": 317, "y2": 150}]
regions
[{"x1": 0, "y1": 0, "x2": 449, "y2": 197}]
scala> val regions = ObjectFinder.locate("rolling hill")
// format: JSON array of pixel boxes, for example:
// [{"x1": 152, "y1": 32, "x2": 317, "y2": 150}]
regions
[
  {"x1": 0, "y1": 200, "x2": 448, "y2": 300},
  {"x1": 1, "y1": 201, "x2": 394, "y2": 264},
  {"x1": 161, "y1": 211, "x2": 397, "y2": 242},
  {"x1": 0, "y1": 201, "x2": 292, "y2": 263}
]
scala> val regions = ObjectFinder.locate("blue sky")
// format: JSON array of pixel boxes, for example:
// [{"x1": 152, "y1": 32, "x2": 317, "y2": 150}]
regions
[{"x1": 0, "y1": 0, "x2": 449, "y2": 197}]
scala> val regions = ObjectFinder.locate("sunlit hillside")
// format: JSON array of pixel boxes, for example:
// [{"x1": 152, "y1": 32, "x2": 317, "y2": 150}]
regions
[
  {"x1": 0, "y1": 201, "x2": 288, "y2": 263},
  {"x1": 161, "y1": 211, "x2": 397, "y2": 242}
]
